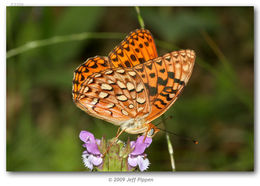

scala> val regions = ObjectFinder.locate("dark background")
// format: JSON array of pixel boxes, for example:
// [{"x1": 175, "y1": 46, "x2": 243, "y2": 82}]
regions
[{"x1": 7, "y1": 7, "x2": 254, "y2": 171}]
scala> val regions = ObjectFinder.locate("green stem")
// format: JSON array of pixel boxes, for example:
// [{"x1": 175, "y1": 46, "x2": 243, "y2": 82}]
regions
[
  {"x1": 135, "y1": 7, "x2": 145, "y2": 29},
  {"x1": 166, "y1": 133, "x2": 175, "y2": 171},
  {"x1": 162, "y1": 115, "x2": 176, "y2": 171},
  {"x1": 7, "y1": 32, "x2": 125, "y2": 59}
]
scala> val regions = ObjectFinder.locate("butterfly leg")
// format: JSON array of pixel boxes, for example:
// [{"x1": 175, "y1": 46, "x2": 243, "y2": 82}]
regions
[
  {"x1": 103, "y1": 128, "x2": 126, "y2": 157},
  {"x1": 142, "y1": 127, "x2": 149, "y2": 143},
  {"x1": 116, "y1": 126, "x2": 121, "y2": 136}
]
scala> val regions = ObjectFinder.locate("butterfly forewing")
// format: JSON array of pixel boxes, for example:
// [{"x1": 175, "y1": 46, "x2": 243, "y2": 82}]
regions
[
  {"x1": 108, "y1": 29, "x2": 158, "y2": 68},
  {"x1": 145, "y1": 50, "x2": 196, "y2": 123}
]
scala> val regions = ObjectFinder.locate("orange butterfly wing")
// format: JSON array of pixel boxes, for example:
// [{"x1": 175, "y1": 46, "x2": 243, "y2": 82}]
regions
[
  {"x1": 72, "y1": 56, "x2": 112, "y2": 101},
  {"x1": 138, "y1": 49, "x2": 196, "y2": 123},
  {"x1": 73, "y1": 68, "x2": 151, "y2": 129},
  {"x1": 108, "y1": 29, "x2": 158, "y2": 68}
]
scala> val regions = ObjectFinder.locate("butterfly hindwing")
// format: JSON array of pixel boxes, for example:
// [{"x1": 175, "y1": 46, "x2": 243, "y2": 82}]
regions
[
  {"x1": 72, "y1": 56, "x2": 111, "y2": 101},
  {"x1": 74, "y1": 67, "x2": 151, "y2": 126}
]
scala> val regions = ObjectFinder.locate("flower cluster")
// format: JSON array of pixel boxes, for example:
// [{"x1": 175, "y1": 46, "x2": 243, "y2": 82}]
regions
[
  {"x1": 128, "y1": 136, "x2": 151, "y2": 171},
  {"x1": 79, "y1": 131, "x2": 152, "y2": 171},
  {"x1": 79, "y1": 131, "x2": 103, "y2": 170}
]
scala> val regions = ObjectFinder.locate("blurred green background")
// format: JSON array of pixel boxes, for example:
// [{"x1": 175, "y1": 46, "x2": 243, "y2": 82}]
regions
[{"x1": 6, "y1": 7, "x2": 254, "y2": 171}]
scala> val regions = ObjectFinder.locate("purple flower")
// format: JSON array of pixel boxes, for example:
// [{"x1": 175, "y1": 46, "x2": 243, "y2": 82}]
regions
[
  {"x1": 79, "y1": 131, "x2": 103, "y2": 170},
  {"x1": 128, "y1": 136, "x2": 152, "y2": 171}
]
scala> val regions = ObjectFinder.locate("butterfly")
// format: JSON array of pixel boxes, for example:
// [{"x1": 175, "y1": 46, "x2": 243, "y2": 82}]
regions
[{"x1": 72, "y1": 29, "x2": 196, "y2": 138}]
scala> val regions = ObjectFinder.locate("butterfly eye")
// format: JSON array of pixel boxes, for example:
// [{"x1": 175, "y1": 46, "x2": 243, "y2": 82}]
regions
[{"x1": 147, "y1": 128, "x2": 154, "y2": 137}]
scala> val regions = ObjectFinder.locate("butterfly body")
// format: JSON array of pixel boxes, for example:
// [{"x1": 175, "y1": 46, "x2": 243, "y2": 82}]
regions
[{"x1": 72, "y1": 29, "x2": 195, "y2": 137}]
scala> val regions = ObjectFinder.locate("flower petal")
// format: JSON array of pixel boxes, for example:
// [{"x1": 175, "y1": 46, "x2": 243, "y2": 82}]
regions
[
  {"x1": 131, "y1": 136, "x2": 152, "y2": 155},
  {"x1": 128, "y1": 156, "x2": 138, "y2": 167},
  {"x1": 85, "y1": 143, "x2": 101, "y2": 155},
  {"x1": 79, "y1": 131, "x2": 95, "y2": 143},
  {"x1": 137, "y1": 156, "x2": 150, "y2": 172},
  {"x1": 79, "y1": 131, "x2": 101, "y2": 155},
  {"x1": 82, "y1": 153, "x2": 93, "y2": 170},
  {"x1": 89, "y1": 155, "x2": 103, "y2": 166}
]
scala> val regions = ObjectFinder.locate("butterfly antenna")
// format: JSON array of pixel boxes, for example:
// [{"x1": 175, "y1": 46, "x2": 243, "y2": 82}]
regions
[{"x1": 157, "y1": 127, "x2": 199, "y2": 144}]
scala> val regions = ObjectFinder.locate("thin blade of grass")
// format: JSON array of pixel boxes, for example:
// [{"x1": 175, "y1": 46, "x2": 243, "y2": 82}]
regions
[
  {"x1": 162, "y1": 114, "x2": 176, "y2": 171},
  {"x1": 7, "y1": 32, "x2": 125, "y2": 59},
  {"x1": 135, "y1": 7, "x2": 145, "y2": 29}
]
